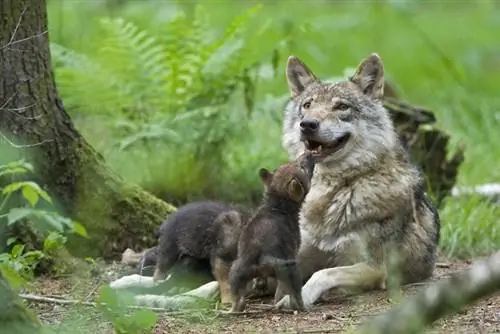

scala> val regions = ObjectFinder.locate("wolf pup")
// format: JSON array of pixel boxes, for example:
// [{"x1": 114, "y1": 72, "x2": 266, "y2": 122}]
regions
[
  {"x1": 153, "y1": 201, "x2": 252, "y2": 304},
  {"x1": 228, "y1": 152, "x2": 315, "y2": 312},
  {"x1": 276, "y1": 53, "x2": 440, "y2": 309}
]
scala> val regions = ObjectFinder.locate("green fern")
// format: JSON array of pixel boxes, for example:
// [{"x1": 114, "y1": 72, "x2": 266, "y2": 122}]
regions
[
  {"x1": 51, "y1": 3, "x2": 263, "y2": 126},
  {"x1": 49, "y1": 3, "x2": 281, "y2": 203}
]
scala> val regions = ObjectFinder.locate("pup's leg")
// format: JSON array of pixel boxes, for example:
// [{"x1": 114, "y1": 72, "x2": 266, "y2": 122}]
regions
[
  {"x1": 153, "y1": 242, "x2": 177, "y2": 282},
  {"x1": 277, "y1": 262, "x2": 386, "y2": 309},
  {"x1": 211, "y1": 257, "x2": 232, "y2": 305},
  {"x1": 273, "y1": 281, "x2": 286, "y2": 305},
  {"x1": 274, "y1": 261, "x2": 305, "y2": 311},
  {"x1": 228, "y1": 259, "x2": 254, "y2": 312}
]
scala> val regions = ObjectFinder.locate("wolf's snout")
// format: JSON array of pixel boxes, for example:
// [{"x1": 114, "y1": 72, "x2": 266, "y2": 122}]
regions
[{"x1": 300, "y1": 118, "x2": 319, "y2": 134}]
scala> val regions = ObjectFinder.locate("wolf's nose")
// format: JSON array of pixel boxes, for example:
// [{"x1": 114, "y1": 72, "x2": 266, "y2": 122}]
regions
[{"x1": 300, "y1": 118, "x2": 319, "y2": 133}]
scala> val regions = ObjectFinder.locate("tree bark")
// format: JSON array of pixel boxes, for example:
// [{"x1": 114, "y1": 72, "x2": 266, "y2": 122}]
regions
[{"x1": 0, "y1": 0, "x2": 175, "y2": 259}]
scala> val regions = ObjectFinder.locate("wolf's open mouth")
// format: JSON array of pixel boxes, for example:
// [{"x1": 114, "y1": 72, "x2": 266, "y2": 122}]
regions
[{"x1": 305, "y1": 134, "x2": 351, "y2": 156}]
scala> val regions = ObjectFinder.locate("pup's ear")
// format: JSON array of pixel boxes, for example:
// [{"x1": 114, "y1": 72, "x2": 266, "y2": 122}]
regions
[
  {"x1": 349, "y1": 53, "x2": 384, "y2": 100},
  {"x1": 259, "y1": 168, "x2": 273, "y2": 186},
  {"x1": 287, "y1": 178, "x2": 305, "y2": 202},
  {"x1": 286, "y1": 56, "x2": 317, "y2": 97}
]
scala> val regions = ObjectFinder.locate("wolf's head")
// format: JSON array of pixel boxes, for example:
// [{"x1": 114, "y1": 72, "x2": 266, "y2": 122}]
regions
[{"x1": 282, "y1": 53, "x2": 397, "y2": 172}]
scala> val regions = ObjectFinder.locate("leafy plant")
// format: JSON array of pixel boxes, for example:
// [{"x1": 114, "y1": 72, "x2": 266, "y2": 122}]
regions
[
  {"x1": 0, "y1": 159, "x2": 88, "y2": 279},
  {"x1": 96, "y1": 286, "x2": 157, "y2": 334}
]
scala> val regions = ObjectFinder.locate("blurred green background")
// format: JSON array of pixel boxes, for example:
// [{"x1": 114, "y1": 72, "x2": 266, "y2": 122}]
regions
[{"x1": 46, "y1": 0, "x2": 499, "y2": 258}]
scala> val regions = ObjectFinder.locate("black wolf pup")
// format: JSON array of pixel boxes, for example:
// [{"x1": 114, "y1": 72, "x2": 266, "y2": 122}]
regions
[
  {"x1": 228, "y1": 152, "x2": 315, "y2": 312},
  {"x1": 153, "y1": 201, "x2": 251, "y2": 304}
]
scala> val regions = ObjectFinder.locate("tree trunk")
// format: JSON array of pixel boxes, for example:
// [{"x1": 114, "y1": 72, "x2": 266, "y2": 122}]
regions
[{"x1": 0, "y1": 0, "x2": 175, "y2": 259}]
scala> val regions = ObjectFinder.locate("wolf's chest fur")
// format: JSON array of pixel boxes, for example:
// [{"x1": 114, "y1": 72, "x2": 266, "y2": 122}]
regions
[{"x1": 300, "y1": 173, "x2": 353, "y2": 238}]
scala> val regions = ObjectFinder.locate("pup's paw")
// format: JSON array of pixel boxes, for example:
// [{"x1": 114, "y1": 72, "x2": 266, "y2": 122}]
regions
[
  {"x1": 275, "y1": 295, "x2": 291, "y2": 309},
  {"x1": 275, "y1": 294, "x2": 313, "y2": 311}
]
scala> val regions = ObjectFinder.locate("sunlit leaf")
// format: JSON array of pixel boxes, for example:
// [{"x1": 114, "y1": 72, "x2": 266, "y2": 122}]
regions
[{"x1": 22, "y1": 185, "x2": 39, "y2": 207}]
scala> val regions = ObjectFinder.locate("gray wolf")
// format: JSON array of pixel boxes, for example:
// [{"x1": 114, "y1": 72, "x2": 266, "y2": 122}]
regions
[
  {"x1": 228, "y1": 152, "x2": 315, "y2": 312},
  {"x1": 110, "y1": 53, "x2": 440, "y2": 311},
  {"x1": 276, "y1": 52, "x2": 440, "y2": 309},
  {"x1": 153, "y1": 200, "x2": 252, "y2": 303}
]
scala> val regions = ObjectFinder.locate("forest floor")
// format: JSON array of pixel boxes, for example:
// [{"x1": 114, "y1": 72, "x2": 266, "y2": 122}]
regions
[{"x1": 25, "y1": 256, "x2": 500, "y2": 334}]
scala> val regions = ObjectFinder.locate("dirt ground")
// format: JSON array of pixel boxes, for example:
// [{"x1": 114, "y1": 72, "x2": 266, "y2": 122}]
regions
[{"x1": 26, "y1": 258, "x2": 500, "y2": 334}]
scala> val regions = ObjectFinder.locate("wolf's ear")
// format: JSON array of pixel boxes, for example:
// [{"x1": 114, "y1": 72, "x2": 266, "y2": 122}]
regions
[
  {"x1": 350, "y1": 53, "x2": 384, "y2": 100},
  {"x1": 286, "y1": 56, "x2": 317, "y2": 97},
  {"x1": 287, "y1": 178, "x2": 305, "y2": 202},
  {"x1": 259, "y1": 168, "x2": 273, "y2": 186}
]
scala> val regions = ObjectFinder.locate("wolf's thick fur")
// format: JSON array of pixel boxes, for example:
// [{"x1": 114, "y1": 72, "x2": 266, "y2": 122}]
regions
[
  {"x1": 276, "y1": 53, "x2": 440, "y2": 308},
  {"x1": 228, "y1": 153, "x2": 315, "y2": 312}
]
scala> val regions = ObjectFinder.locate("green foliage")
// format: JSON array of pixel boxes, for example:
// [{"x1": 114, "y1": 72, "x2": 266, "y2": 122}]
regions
[
  {"x1": 50, "y1": 3, "x2": 281, "y2": 202},
  {"x1": 46, "y1": 0, "x2": 500, "y2": 260},
  {"x1": 0, "y1": 159, "x2": 88, "y2": 279},
  {"x1": 96, "y1": 286, "x2": 157, "y2": 334}
]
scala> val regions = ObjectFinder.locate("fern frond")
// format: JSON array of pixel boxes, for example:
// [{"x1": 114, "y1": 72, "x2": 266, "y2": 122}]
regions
[{"x1": 50, "y1": 43, "x2": 135, "y2": 116}]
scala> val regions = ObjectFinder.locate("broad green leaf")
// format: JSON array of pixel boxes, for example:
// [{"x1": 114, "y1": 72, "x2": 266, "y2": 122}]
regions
[
  {"x1": 43, "y1": 232, "x2": 67, "y2": 252},
  {"x1": 22, "y1": 251, "x2": 45, "y2": 263},
  {"x1": 10, "y1": 244, "x2": 25, "y2": 259},
  {"x1": 72, "y1": 222, "x2": 88, "y2": 238},
  {"x1": 0, "y1": 167, "x2": 28, "y2": 177},
  {"x1": 0, "y1": 264, "x2": 27, "y2": 291},
  {"x1": 2, "y1": 181, "x2": 52, "y2": 204},
  {"x1": 2, "y1": 182, "x2": 24, "y2": 195},
  {"x1": 7, "y1": 208, "x2": 34, "y2": 225},
  {"x1": 22, "y1": 185, "x2": 39, "y2": 207},
  {"x1": 39, "y1": 212, "x2": 64, "y2": 232}
]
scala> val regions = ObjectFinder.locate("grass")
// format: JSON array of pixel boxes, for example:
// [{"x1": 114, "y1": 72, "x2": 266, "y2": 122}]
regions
[{"x1": 45, "y1": 0, "x2": 500, "y2": 258}]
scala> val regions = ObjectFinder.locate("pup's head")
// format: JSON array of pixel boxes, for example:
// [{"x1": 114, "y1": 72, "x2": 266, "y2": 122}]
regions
[
  {"x1": 258, "y1": 152, "x2": 315, "y2": 203},
  {"x1": 283, "y1": 53, "x2": 397, "y2": 168}
]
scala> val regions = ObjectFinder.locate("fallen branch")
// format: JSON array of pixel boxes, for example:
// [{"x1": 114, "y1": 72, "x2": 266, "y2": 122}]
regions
[
  {"x1": 355, "y1": 251, "x2": 500, "y2": 334},
  {"x1": 19, "y1": 293, "x2": 202, "y2": 315}
]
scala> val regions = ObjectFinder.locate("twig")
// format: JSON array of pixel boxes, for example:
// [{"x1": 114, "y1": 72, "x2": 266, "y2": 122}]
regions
[
  {"x1": 0, "y1": 131, "x2": 53, "y2": 148},
  {"x1": 217, "y1": 307, "x2": 300, "y2": 317},
  {"x1": 436, "y1": 262, "x2": 451, "y2": 268},
  {"x1": 85, "y1": 282, "x2": 101, "y2": 301},
  {"x1": 19, "y1": 293, "x2": 198, "y2": 314},
  {"x1": 0, "y1": 7, "x2": 27, "y2": 50}
]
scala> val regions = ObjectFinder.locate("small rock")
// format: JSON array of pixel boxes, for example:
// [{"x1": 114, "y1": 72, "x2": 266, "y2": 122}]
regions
[{"x1": 321, "y1": 313, "x2": 334, "y2": 320}]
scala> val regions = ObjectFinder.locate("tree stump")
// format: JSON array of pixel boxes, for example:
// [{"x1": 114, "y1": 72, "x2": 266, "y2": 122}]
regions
[{"x1": 382, "y1": 82, "x2": 464, "y2": 207}]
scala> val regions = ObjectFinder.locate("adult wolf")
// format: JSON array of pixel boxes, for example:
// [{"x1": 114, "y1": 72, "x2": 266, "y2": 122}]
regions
[{"x1": 275, "y1": 53, "x2": 440, "y2": 308}]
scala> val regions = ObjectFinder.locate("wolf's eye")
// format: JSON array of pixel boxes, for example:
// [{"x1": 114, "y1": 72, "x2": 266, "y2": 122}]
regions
[
  {"x1": 336, "y1": 103, "x2": 349, "y2": 111},
  {"x1": 302, "y1": 101, "x2": 311, "y2": 109}
]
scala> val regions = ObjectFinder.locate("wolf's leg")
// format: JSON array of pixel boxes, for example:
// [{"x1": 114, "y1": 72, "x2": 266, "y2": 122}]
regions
[
  {"x1": 211, "y1": 257, "x2": 232, "y2": 305},
  {"x1": 277, "y1": 262, "x2": 386, "y2": 309},
  {"x1": 274, "y1": 262, "x2": 305, "y2": 311}
]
